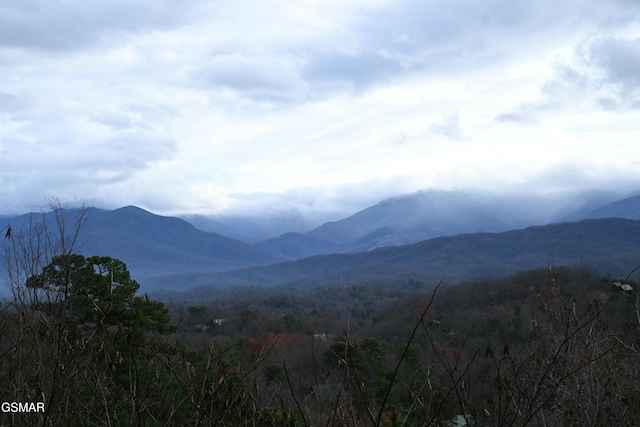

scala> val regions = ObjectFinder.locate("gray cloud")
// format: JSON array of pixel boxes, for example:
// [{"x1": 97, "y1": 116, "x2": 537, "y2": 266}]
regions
[
  {"x1": 0, "y1": 0, "x2": 199, "y2": 51},
  {"x1": 0, "y1": 90, "x2": 36, "y2": 114},
  {"x1": 90, "y1": 104, "x2": 168, "y2": 131},
  {"x1": 0, "y1": 134, "x2": 178, "y2": 214},
  {"x1": 494, "y1": 100, "x2": 553, "y2": 124},
  {"x1": 427, "y1": 112, "x2": 464, "y2": 141},
  {"x1": 588, "y1": 37, "x2": 640, "y2": 109},
  {"x1": 302, "y1": 51, "x2": 404, "y2": 93},
  {"x1": 496, "y1": 32, "x2": 640, "y2": 122},
  {"x1": 0, "y1": 134, "x2": 176, "y2": 180},
  {"x1": 591, "y1": 38, "x2": 640, "y2": 85},
  {"x1": 87, "y1": 134, "x2": 178, "y2": 172},
  {"x1": 316, "y1": 0, "x2": 640, "y2": 94},
  {"x1": 199, "y1": 1, "x2": 628, "y2": 105},
  {"x1": 0, "y1": 108, "x2": 178, "y2": 203},
  {"x1": 184, "y1": 0, "x2": 640, "y2": 110},
  {"x1": 194, "y1": 54, "x2": 310, "y2": 103},
  {"x1": 0, "y1": 92, "x2": 23, "y2": 113}
]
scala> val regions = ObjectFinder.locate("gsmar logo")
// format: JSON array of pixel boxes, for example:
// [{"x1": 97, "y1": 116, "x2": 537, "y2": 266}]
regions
[{"x1": 1, "y1": 402, "x2": 45, "y2": 413}]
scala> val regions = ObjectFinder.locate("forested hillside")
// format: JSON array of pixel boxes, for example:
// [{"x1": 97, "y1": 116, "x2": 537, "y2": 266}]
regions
[
  {"x1": 4, "y1": 190, "x2": 640, "y2": 294},
  {"x1": 148, "y1": 217, "x2": 640, "y2": 295},
  {"x1": 0, "y1": 205, "x2": 286, "y2": 286},
  {"x1": 3, "y1": 202, "x2": 640, "y2": 425},
  {"x1": 165, "y1": 264, "x2": 640, "y2": 426}
]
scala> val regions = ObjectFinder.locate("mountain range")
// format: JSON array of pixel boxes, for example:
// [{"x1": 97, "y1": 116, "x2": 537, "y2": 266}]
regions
[
  {"x1": 2, "y1": 189, "x2": 640, "y2": 295},
  {"x1": 252, "y1": 190, "x2": 628, "y2": 258},
  {"x1": 178, "y1": 190, "x2": 623, "y2": 247},
  {"x1": 148, "y1": 217, "x2": 640, "y2": 300},
  {"x1": 0, "y1": 206, "x2": 286, "y2": 284}
]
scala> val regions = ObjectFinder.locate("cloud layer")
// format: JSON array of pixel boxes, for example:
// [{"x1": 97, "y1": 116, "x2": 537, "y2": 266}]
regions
[{"x1": 1, "y1": 0, "x2": 640, "y2": 215}]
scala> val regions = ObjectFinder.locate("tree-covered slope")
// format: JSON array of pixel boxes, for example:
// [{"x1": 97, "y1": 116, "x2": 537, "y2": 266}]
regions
[
  {"x1": 1, "y1": 206, "x2": 287, "y2": 284},
  {"x1": 149, "y1": 217, "x2": 640, "y2": 294}
]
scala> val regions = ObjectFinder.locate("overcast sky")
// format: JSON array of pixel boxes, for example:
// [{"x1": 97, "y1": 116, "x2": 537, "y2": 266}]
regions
[{"x1": 1, "y1": 0, "x2": 640, "y2": 216}]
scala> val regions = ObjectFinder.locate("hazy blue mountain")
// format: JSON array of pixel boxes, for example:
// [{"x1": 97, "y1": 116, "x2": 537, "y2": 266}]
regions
[
  {"x1": 252, "y1": 189, "x2": 640, "y2": 259},
  {"x1": 586, "y1": 194, "x2": 640, "y2": 219},
  {"x1": 555, "y1": 190, "x2": 634, "y2": 221},
  {"x1": 254, "y1": 232, "x2": 338, "y2": 259},
  {"x1": 4, "y1": 189, "x2": 640, "y2": 295},
  {"x1": 148, "y1": 217, "x2": 640, "y2": 297},
  {"x1": 179, "y1": 210, "x2": 343, "y2": 244},
  {"x1": 1, "y1": 206, "x2": 287, "y2": 285},
  {"x1": 254, "y1": 191, "x2": 537, "y2": 258}
]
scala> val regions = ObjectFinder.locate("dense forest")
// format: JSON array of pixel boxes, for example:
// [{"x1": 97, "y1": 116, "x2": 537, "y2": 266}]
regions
[{"x1": 2, "y1": 205, "x2": 640, "y2": 426}]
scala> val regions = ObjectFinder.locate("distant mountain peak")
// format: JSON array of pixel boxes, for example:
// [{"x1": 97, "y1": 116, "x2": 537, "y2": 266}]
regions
[
  {"x1": 587, "y1": 194, "x2": 640, "y2": 219},
  {"x1": 1, "y1": 206, "x2": 287, "y2": 292}
]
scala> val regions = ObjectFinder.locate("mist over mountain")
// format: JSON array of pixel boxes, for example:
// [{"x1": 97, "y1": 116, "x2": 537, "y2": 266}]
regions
[
  {"x1": 179, "y1": 210, "x2": 343, "y2": 244},
  {"x1": 3, "y1": 188, "x2": 640, "y2": 296},
  {"x1": 149, "y1": 217, "x2": 640, "y2": 299},
  {"x1": 585, "y1": 194, "x2": 640, "y2": 220},
  {"x1": 252, "y1": 189, "x2": 628, "y2": 259}
]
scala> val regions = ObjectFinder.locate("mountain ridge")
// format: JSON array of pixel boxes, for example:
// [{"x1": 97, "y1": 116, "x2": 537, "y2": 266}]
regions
[
  {"x1": 252, "y1": 190, "x2": 630, "y2": 259},
  {"x1": 586, "y1": 194, "x2": 640, "y2": 220},
  {"x1": 0, "y1": 206, "x2": 288, "y2": 286},
  {"x1": 147, "y1": 217, "x2": 640, "y2": 297},
  {"x1": 3, "y1": 189, "x2": 640, "y2": 294}
]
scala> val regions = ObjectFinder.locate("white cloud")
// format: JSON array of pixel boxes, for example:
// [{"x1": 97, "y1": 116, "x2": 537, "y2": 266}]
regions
[{"x1": 1, "y1": 0, "x2": 640, "y2": 216}]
